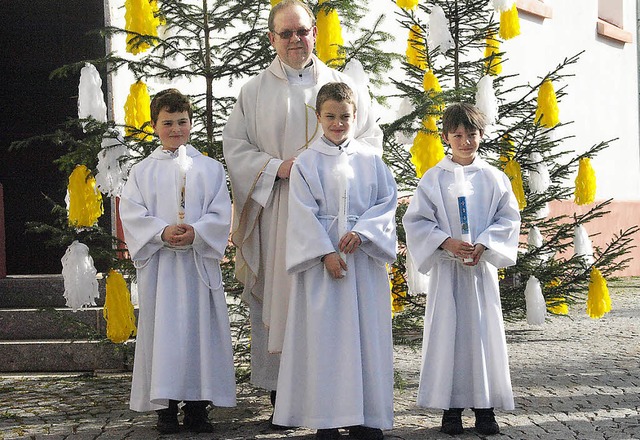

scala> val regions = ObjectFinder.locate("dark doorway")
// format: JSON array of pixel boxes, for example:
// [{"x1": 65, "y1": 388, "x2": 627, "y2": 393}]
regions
[{"x1": 0, "y1": 0, "x2": 106, "y2": 274}]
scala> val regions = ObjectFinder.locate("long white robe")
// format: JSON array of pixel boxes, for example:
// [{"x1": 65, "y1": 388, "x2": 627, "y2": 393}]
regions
[
  {"x1": 402, "y1": 156, "x2": 520, "y2": 410},
  {"x1": 119, "y1": 145, "x2": 236, "y2": 412},
  {"x1": 222, "y1": 55, "x2": 382, "y2": 389},
  {"x1": 273, "y1": 138, "x2": 397, "y2": 430}
]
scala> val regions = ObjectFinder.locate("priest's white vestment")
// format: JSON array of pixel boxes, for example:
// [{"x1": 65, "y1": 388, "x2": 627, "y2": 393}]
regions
[
  {"x1": 272, "y1": 138, "x2": 397, "y2": 430},
  {"x1": 222, "y1": 55, "x2": 382, "y2": 389},
  {"x1": 402, "y1": 156, "x2": 521, "y2": 410},
  {"x1": 120, "y1": 145, "x2": 236, "y2": 412}
]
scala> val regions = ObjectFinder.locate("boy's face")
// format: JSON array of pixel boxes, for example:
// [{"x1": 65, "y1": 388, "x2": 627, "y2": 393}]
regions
[
  {"x1": 152, "y1": 109, "x2": 191, "y2": 151},
  {"x1": 442, "y1": 124, "x2": 483, "y2": 166},
  {"x1": 317, "y1": 99, "x2": 356, "y2": 146}
]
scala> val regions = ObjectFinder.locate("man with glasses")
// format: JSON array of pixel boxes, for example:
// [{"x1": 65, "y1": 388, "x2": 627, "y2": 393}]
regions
[{"x1": 222, "y1": 0, "x2": 382, "y2": 432}]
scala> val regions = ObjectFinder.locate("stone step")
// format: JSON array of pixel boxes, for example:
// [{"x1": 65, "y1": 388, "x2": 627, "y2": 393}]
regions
[
  {"x1": 0, "y1": 274, "x2": 106, "y2": 308},
  {"x1": 0, "y1": 307, "x2": 140, "y2": 340},
  {"x1": 0, "y1": 339, "x2": 135, "y2": 373}
]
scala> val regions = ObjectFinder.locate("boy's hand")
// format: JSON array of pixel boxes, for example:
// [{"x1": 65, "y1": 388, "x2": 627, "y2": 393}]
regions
[
  {"x1": 162, "y1": 224, "x2": 195, "y2": 247},
  {"x1": 338, "y1": 231, "x2": 361, "y2": 254},
  {"x1": 465, "y1": 243, "x2": 486, "y2": 266},
  {"x1": 440, "y1": 237, "x2": 475, "y2": 261},
  {"x1": 323, "y1": 252, "x2": 347, "y2": 279}
]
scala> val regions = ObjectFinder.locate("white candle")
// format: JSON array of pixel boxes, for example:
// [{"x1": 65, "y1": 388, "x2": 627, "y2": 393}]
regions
[
  {"x1": 175, "y1": 145, "x2": 192, "y2": 224},
  {"x1": 453, "y1": 166, "x2": 473, "y2": 263},
  {"x1": 336, "y1": 152, "x2": 353, "y2": 261}
]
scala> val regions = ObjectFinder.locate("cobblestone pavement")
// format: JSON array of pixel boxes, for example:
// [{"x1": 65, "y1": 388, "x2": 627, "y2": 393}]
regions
[{"x1": 1, "y1": 279, "x2": 638, "y2": 440}]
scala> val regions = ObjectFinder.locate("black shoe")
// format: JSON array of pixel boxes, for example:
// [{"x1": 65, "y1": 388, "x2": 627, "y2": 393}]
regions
[
  {"x1": 473, "y1": 408, "x2": 500, "y2": 435},
  {"x1": 156, "y1": 401, "x2": 179, "y2": 434},
  {"x1": 317, "y1": 428, "x2": 341, "y2": 439},
  {"x1": 183, "y1": 401, "x2": 214, "y2": 433},
  {"x1": 267, "y1": 390, "x2": 290, "y2": 430},
  {"x1": 441, "y1": 408, "x2": 464, "y2": 435},
  {"x1": 348, "y1": 425, "x2": 383, "y2": 439}
]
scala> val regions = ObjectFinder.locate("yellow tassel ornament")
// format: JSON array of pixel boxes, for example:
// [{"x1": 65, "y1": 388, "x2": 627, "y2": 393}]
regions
[
  {"x1": 124, "y1": 0, "x2": 161, "y2": 55},
  {"x1": 586, "y1": 267, "x2": 611, "y2": 319},
  {"x1": 410, "y1": 116, "x2": 445, "y2": 177},
  {"x1": 397, "y1": 0, "x2": 419, "y2": 9},
  {"x1": 575, "y1": 157, "x2": 597, "y2": 205},
  {"x1": 316, "y1": 0, "x2": 345, "y2": 67},
  {"x1": 499, "y1": 3, "x2": 520, "y2": 40},
  {"x1": 124, "y1": 81, "x2": 153, "y2": 140},
  {"x1": 103, "y1": 270, "x2": 138, "y2": 343},
  {"x1": 68, "y1": 165, "x2": 103, "y2": 228},
  {"x1": 270, "y1": 0, "x2": 282, "y2": 6},
  {"x1": 484, "y1": 31, "x2": 502, "y2": 75},
  {"x1": 390, "y1": 265, "x2": 407, "y2": 315},
  {"x1": 535, "y1": 79, "x2": 560, "y2": 128},
  {"x1": 423, "y1": 69, "x2": 444, "y2": 112},
  {"x1": 503, "y1": 158, "x2": 527, "y2": 210},
  {"x1": 406, "y1": 25, "x2": 427, "y2": 70}
]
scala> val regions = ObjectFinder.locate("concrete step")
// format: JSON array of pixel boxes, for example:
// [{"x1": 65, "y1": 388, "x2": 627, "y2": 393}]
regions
[
  {"x1": 0, "y1": 339, "x2": 135, "y2": 373},
  {"x1": 0, "y1": 274, "x2": 106, "y2": 308}
]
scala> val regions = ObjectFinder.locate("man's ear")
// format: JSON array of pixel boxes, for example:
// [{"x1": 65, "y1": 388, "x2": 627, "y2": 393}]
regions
[{"x1": 268, "y1": 32, "x2": 276, "y2": 46}]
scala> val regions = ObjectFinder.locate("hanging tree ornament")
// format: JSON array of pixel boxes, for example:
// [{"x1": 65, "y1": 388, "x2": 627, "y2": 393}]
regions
[
  {"x1": 586, "y1": 267, "x2": 611, "y2": 319},
  {"x1": 394, "y1": 97, "x2": 417, "y2": 146},
  {"x1": 524, "y1": 275, "x2": 546, "y2": 325},
  {"x1": 499, "y1": 2, "x2": 520, "y2": 40},
  {"x1": 423, "y1": 69, "x2": 444, "y2": 112},
  {"x1": 67, "y1": 164, "x2": 104, "y2": 228},
  {"x1": 503, "y1": 157, "x2": 526, "y2": 210},
  {"x1": 535, "y1": 79, "x2": 560, "y2": 128},
  {"x1": 316, "y1": 0, "x2": 345, "y2": 67},
  {"x1": 410, "y1": 116, "x2": 445, "y2": 178},
  {"x1": 475, "y1": 75, "x2": 498, "y2": 125},
  {"x1": 390, "y1": 265, "x2": 407, "y2": 315},
  {"x1": 529, "y1": 152, "x2": 551, "y2": 194},
  {"x1": 397, "y1": 0, "x2": 419, "y2": 9},
  {"x1": 574, "y1": 224, "x2": 595, "y2": 266},
  {"x1": 103, "y1": 269, "x2": 138, "y2": 343},
  {"x1": 406, "y1": 24, "x2": 427, "y2": 70},
  {"x1": 484, "y1": 30, "x2": 502, "y2": 76},
  {"x1": 574, "y1": 157, "x2": 597, "y2": 205},
  {"x1": 124, "y1": 81, "x2": 153, "y2": 140},
  {"x1": 61, "y1": 240, "x2": 99, "y2": 311},
  {"x1": 77, "y1": 63, "x2": 107, "y2": 131},
  {"x1": 427, "y1": 6, "x2": 454, "y2": 55},
  {"x1": 95, "y1": 129, "x2": 130, "y2": 198},
  {"x1": 124, "y1": 0, "x2": 161, "y2": 55}
]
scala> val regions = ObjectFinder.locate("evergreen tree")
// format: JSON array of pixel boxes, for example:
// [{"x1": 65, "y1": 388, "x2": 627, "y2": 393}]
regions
[{"x1": 384, "y1": 0, "x2": 637, "y2": 334}]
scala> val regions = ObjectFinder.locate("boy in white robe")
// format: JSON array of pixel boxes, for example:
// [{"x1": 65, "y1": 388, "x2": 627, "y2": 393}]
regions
[
  {"x1": 273, "y1": 82, "x2": 397, "y2": 440},
  {"x1": 120, "y1": 89, "x2": 236, "y2": 434},
  {"x1": 402, "y1": 103, "x2": 521, "y2": 436}
]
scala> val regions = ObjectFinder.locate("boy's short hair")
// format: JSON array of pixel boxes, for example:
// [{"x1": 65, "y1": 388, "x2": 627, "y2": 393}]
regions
[
  {"x1": 268, "y1": 0, "x2": 315, "y2": 32},
  {"x1": 442, "y1": 102, "x2": 487, "y2": 134},
  {"x1": 150, "y1": 88, "x2": 193, "y2": 124},
  {"x1": 315, "y1": 82, "x2": 357, "y2": 114}
]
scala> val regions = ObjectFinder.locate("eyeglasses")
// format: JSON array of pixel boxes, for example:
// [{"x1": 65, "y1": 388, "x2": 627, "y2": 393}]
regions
[{"x1": 272, "y1": 28, "x2": 312, "y2": 40}]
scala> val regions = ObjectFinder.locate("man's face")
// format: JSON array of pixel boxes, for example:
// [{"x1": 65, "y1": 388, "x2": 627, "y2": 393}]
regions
[
  {"x1": 268, "y1": 5, "x2": 317, "y2": 70},
  {"x1": 152, "y1": 109, "x2": 191, "y2": 151}
]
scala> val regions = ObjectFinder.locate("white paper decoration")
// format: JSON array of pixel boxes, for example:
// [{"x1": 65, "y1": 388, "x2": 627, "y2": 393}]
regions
[
  {"x1": 77, "y1": 63, "x2": 107, "y2": 128},
  {"x1": 95, "y1": 130, "x2": 130, "y2": 197},
  {"x1": 61, "y1": 241, "x2": 99, "y2": 311},
  {"x1": 475, "y1": 75, "x2": 498, "y2": 125},
  {"x1": 529, "y1": 152, "x2": 551, "y2": 194},
  {"x1": 427, "y1": 6, "x2": 454, "y2": 54},
  {"x1": 524, "y1": 275, "x2": 546, "y2": 325},
  {"x1": 574, "y1": 224, "x2": 595, "y2": 266}
]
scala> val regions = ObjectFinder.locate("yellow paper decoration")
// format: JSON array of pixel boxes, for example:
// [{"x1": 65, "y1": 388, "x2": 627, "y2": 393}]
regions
[
  {"x1": 316, "y1": 1, "x2": 345, "y2": 67},
  {"x1": 574, "y1": 157, "x2": 597, "y2": 205},
  {"x1": 397, "y1": 0, "x2": 419, "y2": 9},
  {"x1": 423, "y1": 69, "x2": 444, "y2": 112},
  {"x1": 586, "y1": 267, "x2": 611, "y2": 319},
  {"x1": 503, "y1": 159, "x2": 527, "y2": 210},
  {"x1": 68, "y1": 165, "x2": 103, "y2": 228},
  {"x1": 124, "y1": 81, "x2": 153, "y2": 140},
  {"x1": 270, "y1": 0, "x2": 282, "y2": 5},
  {"x1": 547, "y1": 298, "x2": 569, "y2": 315},
  {"x1": 499, "y1": 3, "x2": 520, "y2": 40},
  {"x1": 103, "y1": 269, "x2": 138, "y2": 343},
  {"x1": 124, "y1": 0, "x2": 161, "y2": 55},
  {"x1": 484, "y1": 31, "x2": 502, "y2": 76},
  {"x1": 406, "y1": 25, "x2": 427, "y2": 70},
  {"x1": 535, "y1": 79, "x2": 560, "y2": 128},
  {"x1": 410, "y1": 116, "x2": 444, "y2": 178},
  {"x1": 390, "y1": 265, "x2": 407, "y2": 315}
]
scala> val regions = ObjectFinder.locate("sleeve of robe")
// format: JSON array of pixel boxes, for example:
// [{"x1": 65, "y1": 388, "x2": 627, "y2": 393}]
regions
[
  {"x1": 402, "y1": 169, "x2": 452, "y2": 275},
  {"x1": 474, "y1": 169, "x2": 521, "y2": 268}
]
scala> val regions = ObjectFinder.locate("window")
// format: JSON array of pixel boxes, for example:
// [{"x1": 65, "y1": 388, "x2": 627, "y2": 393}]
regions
[{"x1": 597, "y1": 0, "x2": 633, "y2": 43}]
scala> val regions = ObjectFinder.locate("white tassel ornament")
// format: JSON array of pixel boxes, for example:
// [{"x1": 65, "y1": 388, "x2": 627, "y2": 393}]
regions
[
  {"x1": 95, "y1": 130, "x2": 130, "y2": 197},
  {"x1": 529, "y1": 152, "x2": 551, "y2": 194},
  {"x1": 78, "y1": 63, "x2": 107, "y2": 129},
  {"x1": 475, "y1": 75, "x2": 498, "y2": 125},
  {"x1": 61, "y1": 241, "x2": 99, "y2": 311},
  {"x1": 427, "y1": 6, "x2": 454, "y2": 54},
  {"x1": 524, "y1": 275, "x2": 546, "y2": 325},
  {"x1": 574, "y1": 224, "x2": 595, "y2": 266}
]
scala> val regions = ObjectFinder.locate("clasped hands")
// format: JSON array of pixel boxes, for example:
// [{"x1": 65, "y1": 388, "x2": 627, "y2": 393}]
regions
[
  {"x1": 162, "y1": 224, "x2": 195, "y2": 247},
  {"x1": 323, "y1": 231, "x2": 362, "y2": 279},
  {"x1": 440, "y1": 237, "x2": 485, "y2": 266}
]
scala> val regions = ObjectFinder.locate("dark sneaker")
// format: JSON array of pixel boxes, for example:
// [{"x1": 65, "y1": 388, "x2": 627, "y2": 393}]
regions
[
  {"x1": 441, "y1": 408, "x2": 464, "y2": 435},
  {"x1": 473, "y1": 408, "x2": 500, "y2": 435},
  {"x1": 268, "y1": 413, "x2": 290, "y2": 430},
  {"x1": 316, "y1": 428, "x2": 342, "y2": 439},
  {"x1": 183, "y1": 401, "x2": 214, "y2": 433},
  {"x1": 348, "y1": 425, "x2": 384, "y2": 439},
  {"x1": 156, "y1": 406, "x2": 179, "y2": 434}
]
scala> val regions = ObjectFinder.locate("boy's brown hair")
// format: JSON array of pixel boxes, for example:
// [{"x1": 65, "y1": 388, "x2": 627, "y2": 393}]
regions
[
  {"x1": 441, "y1": 102, "x2": 487, "y2": 135},
  {"x1": 315, "y1": 82, "x2": 357, "y2": 114},
  {"x1": 150, "y1": 88, "x2": 193, "y2": 124}
]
